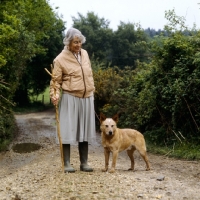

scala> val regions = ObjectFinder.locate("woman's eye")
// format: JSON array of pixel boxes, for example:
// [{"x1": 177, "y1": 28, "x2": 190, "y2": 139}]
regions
[{"x1": 73, "y1": 41, "x2": 81, "y2": 44}]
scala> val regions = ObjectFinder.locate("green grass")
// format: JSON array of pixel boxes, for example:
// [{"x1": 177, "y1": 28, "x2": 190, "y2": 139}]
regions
[
  {"x1": 147, "y1": 141, "x2": 200, "y2": 160},
  {"x1": 30, "y1": 87, "x2": 51, "y2": 105}
]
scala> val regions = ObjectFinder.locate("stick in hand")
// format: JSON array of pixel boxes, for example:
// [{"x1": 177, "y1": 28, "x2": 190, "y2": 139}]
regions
[{"x1": 44, "y1": 65, "x2": 64, "y2": 172}]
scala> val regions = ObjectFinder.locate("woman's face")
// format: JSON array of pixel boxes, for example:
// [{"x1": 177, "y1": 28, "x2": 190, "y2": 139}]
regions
[{"x1": 69, "y1": 36, "x2": 82, "y2": 54}]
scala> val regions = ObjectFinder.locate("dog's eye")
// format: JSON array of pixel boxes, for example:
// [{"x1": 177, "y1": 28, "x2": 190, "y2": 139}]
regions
[
  {"x1": 111, "y1": 125, "x2": 114, "y2": 127},
  {"x1": 105, "y1": 125, "x2": 108, "y2": 128}
]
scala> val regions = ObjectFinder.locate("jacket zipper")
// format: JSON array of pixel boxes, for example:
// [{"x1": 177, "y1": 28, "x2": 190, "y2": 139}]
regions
[{"x1": 73, "y1": 53, "x2": 86, "y2": 98}]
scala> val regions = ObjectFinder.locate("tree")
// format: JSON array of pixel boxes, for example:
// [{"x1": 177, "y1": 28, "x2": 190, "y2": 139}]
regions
[
  {"x1": 13, "y1": 3, "x2": 65, "y2": 105},
  {"x1": 111, "y1": 22, "x2": 149, "y2": 69},
  {"x1": 0, "y1": 0, "x2": 65, "y2": 105},
  {"x1": 132, "y1": 11, "x2": 200, "y2": 144},
  {"x1": 95, "y1": 10, "x2": 200, "y2": 146},
  {"x1": 72, "y1": 12, "x2": 113, "y2": 65}
]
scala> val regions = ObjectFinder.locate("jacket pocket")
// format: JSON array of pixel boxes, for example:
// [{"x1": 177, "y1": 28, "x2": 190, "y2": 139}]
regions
[{"x1": 63, "y1": 69, "x2": 84, "y2": 92}]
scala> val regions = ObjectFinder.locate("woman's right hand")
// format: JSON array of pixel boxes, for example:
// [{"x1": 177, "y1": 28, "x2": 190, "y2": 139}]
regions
[{"x1": 51, "y1": 94, "x2": 59, "y2": 106}]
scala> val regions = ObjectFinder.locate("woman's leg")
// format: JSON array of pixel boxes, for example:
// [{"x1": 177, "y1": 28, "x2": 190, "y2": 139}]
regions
[
  {"x1": 63, "y1": 144, "x2": 75, "y2": 173},
  {"x1": 78, "y1": 142, "x2": 93, "y2": 172}
]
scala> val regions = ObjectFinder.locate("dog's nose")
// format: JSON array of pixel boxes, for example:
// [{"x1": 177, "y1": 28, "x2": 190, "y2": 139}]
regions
[{"x1": 109, "y1": 131, "x2": 112, "y2": 136}]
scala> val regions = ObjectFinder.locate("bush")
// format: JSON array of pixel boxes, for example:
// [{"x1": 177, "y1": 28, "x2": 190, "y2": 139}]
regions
[{"x1": 0, "y1": 111, "x2": 16, "y2": 151}]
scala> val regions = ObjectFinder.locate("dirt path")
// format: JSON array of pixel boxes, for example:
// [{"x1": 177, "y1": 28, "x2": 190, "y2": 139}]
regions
[{"x1": 0, "y1": 109, "x2": 200, "y2": 200}]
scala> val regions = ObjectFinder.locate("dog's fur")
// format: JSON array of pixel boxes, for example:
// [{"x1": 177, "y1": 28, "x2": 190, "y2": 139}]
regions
[{"x1": 100, "y1": 113, "x2": 150, "y2": 173}]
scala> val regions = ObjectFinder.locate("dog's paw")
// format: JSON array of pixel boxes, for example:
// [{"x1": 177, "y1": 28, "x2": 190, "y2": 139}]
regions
[
  {"x1": 109, "y1": 169, "x2": 115, "y2": 173},
  {"x1": 102, "y1": 168, "x2": 108, "y2": 172},
  {"x1": 128, "y1": 168, "x2": 134, "y2": 171},
  {"x1": 146, "y1": 167, "x2": 150, "y2": 171}
]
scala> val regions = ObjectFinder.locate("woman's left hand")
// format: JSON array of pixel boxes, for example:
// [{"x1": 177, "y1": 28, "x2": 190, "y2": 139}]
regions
[{"x1": 51, "y1": 94, "x2": 59, "y2": 106}]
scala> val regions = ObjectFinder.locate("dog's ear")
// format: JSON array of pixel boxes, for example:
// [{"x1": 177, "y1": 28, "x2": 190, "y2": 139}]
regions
[
  {"x1": 112, "y1": 113, "x2": 119, "y2": 123},
  {"x1": 100, "y1": 113, "x2": 106, "y2": 123}
]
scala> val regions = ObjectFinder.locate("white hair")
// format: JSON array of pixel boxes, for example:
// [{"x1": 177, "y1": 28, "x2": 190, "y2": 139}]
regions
[{"x1": 63, "y1": 27, "x2": 86, "y2": 46}]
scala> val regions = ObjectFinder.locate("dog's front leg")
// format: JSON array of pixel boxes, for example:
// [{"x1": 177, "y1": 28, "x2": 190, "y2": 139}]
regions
[
  {"x1": 102, "y1": 147, "x2": 110, "y2": 172},
  {"x1": 109, "y1": 150, "x2": 118, "y2": 173}
]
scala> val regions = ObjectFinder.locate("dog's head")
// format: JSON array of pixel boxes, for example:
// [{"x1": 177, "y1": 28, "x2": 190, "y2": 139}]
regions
[{"x1": 100, "y1": 113, "x2": 119, "y2": 136}]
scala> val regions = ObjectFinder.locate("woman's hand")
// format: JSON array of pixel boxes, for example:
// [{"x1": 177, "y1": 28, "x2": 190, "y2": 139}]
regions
[{"x1": 51, "y1": 94, "x2": 59, "y2": 106}]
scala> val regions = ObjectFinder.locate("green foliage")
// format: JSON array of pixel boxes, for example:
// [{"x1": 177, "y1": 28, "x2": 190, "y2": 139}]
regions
[
  {"x1": 0, "y1": 0, "x2": 65, "y2": 107},
  {"x1": 0, "y1": 2, "x2": 40, "y2": 89},
  {"x1": 92, "y1": 61, "x2": 122, "y2": 120},
  {"x1": 93, "y1": 10, "x2": 200, "y2": 150},
  {"x1": 115, "y1": 63, "x2": 153, "y2": 128},
  {"x1": 0, "y1": 104, "x2": 16, "y2": 151},
  {"x1": 141, "y1": 29, "x2": 200, "y2": 144},
  {"x1": 0, "y1": 79, "x2": 16, "y2": 151},
  {"x1": 11, "y1": 0, "x2": 65, "y2": 105},
  {"x1": 147, "y1": 141, "x2": 200, "y2": 160},
  {"x1": 92, "y1": 61, "x2": 140, "y2": 127},
  {"x1": 0, "y1": 73, "x2": 16, "y2": 151},
  {"x1": 111, "y1": 22, "x2": 149, "y2": 68}
]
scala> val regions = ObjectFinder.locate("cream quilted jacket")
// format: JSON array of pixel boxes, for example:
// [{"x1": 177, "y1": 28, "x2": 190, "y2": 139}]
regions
[{"x1": 50, "y1": 48, "x2": 95, "y2": 98}]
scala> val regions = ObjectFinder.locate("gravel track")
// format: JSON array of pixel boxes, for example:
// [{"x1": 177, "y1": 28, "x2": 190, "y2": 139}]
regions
[{"x1": 0, "y1": 109, "x2": 200, "y2": 200}]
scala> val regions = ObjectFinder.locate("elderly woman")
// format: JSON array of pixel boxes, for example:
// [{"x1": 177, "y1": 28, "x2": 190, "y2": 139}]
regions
[{"x1": 50, "y1": 27, "x2": 96, "y2": 173}]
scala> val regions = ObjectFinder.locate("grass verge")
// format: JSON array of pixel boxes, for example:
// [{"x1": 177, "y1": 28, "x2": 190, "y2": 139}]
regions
[{"x1": 147, "y1": 141, "x2": 200, "y2": 160}]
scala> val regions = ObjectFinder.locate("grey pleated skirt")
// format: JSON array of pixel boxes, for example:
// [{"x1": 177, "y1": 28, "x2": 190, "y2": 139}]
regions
[{"x1": 57, "y1": 93, "x2": 96, "y2": 144}]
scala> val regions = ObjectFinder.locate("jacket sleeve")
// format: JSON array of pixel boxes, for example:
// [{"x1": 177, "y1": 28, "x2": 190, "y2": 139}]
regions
[{"x1": 49, "y1": 59, "x2": 63, "y2": 98}]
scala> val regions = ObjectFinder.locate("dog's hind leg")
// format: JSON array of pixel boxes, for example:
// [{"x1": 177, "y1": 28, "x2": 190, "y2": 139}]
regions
[
  {"x1": 137, "y1": 149, "x2": 150, "y2": 171},
  {"x1": 127, "y1": 146, "x2": 136, "y2": 171}
]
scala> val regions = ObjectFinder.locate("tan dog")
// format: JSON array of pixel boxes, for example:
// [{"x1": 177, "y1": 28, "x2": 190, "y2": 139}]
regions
[{"x1": 100, "y1": 113, "x2": 150, "y2": 173}]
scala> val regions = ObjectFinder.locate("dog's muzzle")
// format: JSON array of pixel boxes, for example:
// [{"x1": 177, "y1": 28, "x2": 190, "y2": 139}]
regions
[{"x1": 109, "y1": 131, "x2": 113, "y2": 136}]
